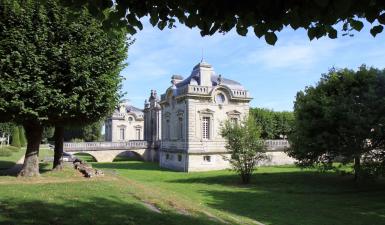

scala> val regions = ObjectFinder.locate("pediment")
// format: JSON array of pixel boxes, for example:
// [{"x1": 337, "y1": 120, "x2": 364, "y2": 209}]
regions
[
  {"x1": 198, "y1": 108, "x2": 215, "y2": 114},
  {"x1": 226, "y1": 110, "x2": 241, "y2": 116}
]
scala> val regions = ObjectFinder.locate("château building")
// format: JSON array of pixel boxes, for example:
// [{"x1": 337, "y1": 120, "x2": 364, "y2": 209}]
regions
[
  {"x1": 104, "y1": 61, "x2": 294, "y2": 171},
  {"x1": 104, "y1": 100, "x2": 144, "y2": 142},
  {"x1": 154, "y1": 61, "x2": 252, "y2": 171}
]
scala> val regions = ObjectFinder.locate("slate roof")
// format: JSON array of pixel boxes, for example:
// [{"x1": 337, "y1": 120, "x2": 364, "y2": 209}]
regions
[{"x1": 175, "y1": 61, "x2": 245, "y2": 90}]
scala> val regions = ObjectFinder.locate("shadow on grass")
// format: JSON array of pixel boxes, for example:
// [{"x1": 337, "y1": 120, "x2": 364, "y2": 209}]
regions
[
  {"x1": 0, "y1": 160, "x2": 16, "y2": 170},
  {"x1": 0, "y1": 197, "x2": 224, "y2": 225},
  {"x1": 93, "y1": 161, "x2": 173, "y2": 172},
  {"x1": 169, "y1": 172, "x2": 385, "y2": 225}
]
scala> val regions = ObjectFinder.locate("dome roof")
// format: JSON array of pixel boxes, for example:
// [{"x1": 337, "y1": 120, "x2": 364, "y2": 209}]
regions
[{"x1": 175, "y1": 61, "x2": 245, "y2": 90}]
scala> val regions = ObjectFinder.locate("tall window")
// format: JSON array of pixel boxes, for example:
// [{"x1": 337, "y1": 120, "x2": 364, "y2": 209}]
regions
[
  {"x1": 231, "y1": 117, "x2": 238, "y2": 124},
  {"x1": 119, "y1": 127, "x2": 125, "y2": 140},
  {"x1": 136, "y1": 128, "x2": 141, "y2": 140},
  {"x1": 202, "y1": 117, "x2": 210, "y2": 140},
  {"x1": 179, "y1": 117, "x2": 183, "y2": 140}
]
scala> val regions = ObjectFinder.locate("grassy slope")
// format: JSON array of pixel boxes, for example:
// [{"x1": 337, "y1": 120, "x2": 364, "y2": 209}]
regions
[
  {"x1": 0, "y1": 166, "x2": 224, "y2": 225},
  {"x1": 0, "y1": 146, "x2": 24, "y2": 169},
  {"x1": 93, "y1": 161, "x2": 385, "y2": 225},
  {"x1": 0, "y1": 147, "x2": 54, "y2": 170},
  {"x1": 1, "y1": 159, "x2": 385, "y2": 225}
]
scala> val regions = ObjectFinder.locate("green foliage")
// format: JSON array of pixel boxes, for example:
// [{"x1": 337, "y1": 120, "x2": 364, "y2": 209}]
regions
[
  {"x1": 0, "y1": 0, "x2": 128, "y2": 125},
  {"x1": 221, "y1": 116, "x2": 267, "y2": 184},
  {"x1": 62, "y1": 0, "x2": 385, "y2": 45},
  {"x1": 64, "y1": 121, "x2": 103, "y2": 142},
  {"x1": 0, "y1": 123, "x2": 15, "y2": 136},
  {"x1": 42, "y1": 126, "x2": 54, "y2": 143},
  {"x1": 18, "y1": 126, "x2": 26, "y2": 147},
  {"x1": 250, "y1": 108, "x2": 294, "y2": 139},
  {"x1": 288, "y1": 66, "x2": 385, "y2": 179},
  {"x1": 0, "y1": 0, "x2": 128, "y2": 176},
  {"x1": 10, "y1": 126, "x2": 20, "y2": 148}
]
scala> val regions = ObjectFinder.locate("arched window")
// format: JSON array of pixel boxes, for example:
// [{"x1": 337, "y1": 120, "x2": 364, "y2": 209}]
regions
[{"x1": 215, "y1": 93, "x2": 225, "y2": 104}]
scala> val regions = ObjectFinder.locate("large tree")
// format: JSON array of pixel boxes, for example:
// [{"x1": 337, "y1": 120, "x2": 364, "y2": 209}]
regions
[
  {"x1": 287, "y1": 66, "x2": 385, "y2": 180},
  {"x1": 0, "y1": 0, "x2": 127, "y2": 176},
  {"x1": 63, "y1": 0, "x2": 385, "y2": 45}
]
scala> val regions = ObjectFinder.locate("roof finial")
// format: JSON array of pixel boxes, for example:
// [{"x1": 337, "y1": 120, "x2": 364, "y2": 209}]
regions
[{"x1": 201, "y1": 48, "x2": 204, "y2": 62}]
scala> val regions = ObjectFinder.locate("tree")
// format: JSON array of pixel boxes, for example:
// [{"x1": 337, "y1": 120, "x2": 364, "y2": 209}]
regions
[
  {"x1": 11, "y1": 126, "x2": 20, "y2": 148},
  {"x1": 250, "y1": 108, "x2": 294, "y2": 139},
  {"x1": 221, "y1": 116, "x2": 267, "y2": 184},
  {"x1": 42, "y1": 126, "x2": 55, "y2": 144},
  {"x1": 63, "y1": 0, "x2": 385, "y2": 45},
  {"x1": 287, "y1": 66, "x2": 385, "y2": 180},
  {"x1": 250, "y1": 108, "x2": 276, "y2": 139},
  {"x1": 0, "y1": 0, "x2": 127, "y2": 176},
  {"x1": 63, "y1": 121, "x2": 104, "y2": 142},
  {"x1": 274, "y1": 111, "x2": 294, "y2": 139}
]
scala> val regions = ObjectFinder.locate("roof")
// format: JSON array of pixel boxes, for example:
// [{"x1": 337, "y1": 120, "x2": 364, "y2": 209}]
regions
[
  {"x1": 113, "y1": 103, "x2": 144, "y2": 117},
  {"x1": 175, "y1": 61, "x2": 245, "y2": 90}
]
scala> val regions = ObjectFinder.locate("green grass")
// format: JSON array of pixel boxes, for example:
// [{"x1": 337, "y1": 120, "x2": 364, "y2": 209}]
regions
[
  {"x1": 93, "y1": 161, "x2": 385, "y2": 225},
  {"x1": 0, "y1": 166, "x2": 224, "y2": 225},
  {"x1": 73, "y1": 153, "x2": 96, "y2": 162},
  {"x1": 0, "y1": 146, "x2": 24, "y2": 169},
  {"x1": 1, "y1": 160, "x2": 385, "y2": 225}
]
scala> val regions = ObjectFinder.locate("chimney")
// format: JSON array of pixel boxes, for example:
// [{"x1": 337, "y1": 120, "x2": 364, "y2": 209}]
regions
[{"x1": 196, "y1": 61, "x2": 213, "y2": 87}]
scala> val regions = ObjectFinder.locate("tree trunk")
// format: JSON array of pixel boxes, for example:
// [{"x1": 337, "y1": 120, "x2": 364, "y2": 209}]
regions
[
  {"x1": 53, "y1": 125, "x2": 64, "y2": 170},
  {"x1": 354, "y1": 155, "x2": 361, "y2": 181},
  {"x1": 18, "y1": 122, "x2": 43, "y2": 177}
]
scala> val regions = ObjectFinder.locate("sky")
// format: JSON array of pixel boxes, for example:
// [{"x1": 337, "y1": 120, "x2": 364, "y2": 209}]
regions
[{"x1": 120, "y1": 20, "x2": 385, "y2": 111}]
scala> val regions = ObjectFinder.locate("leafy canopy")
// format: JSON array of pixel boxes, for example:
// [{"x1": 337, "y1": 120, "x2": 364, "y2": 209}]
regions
[
  {"x1": 251, "y1": 108, "x2": 294, "y2": 139},
  {"x1": 63, "y1": 0, "x2": 385, "y2": 45},
  {"x1": 0, "y1": 0, "x2": 128, "y2": 126},
  {"x1": 288, "y1": 66, "x2": 385, "y2": 176}
]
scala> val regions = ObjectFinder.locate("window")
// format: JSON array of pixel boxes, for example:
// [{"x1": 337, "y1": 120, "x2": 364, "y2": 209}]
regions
[
  {"x1": 166, "y1": 153, "x2": 170, "y2": 160},
  {"x1": 128, "y1": 117, "x2": 133, "y2": 122},
  {"x1": 231, "y1": 117, "x2": 238, "y2": 124},
  {"x1": 119, "y1": 127, "x2": 125, "y2": 140},
  {"x1": 215, "y1": 93, "x2": 225, "y2": 104},
  {"x1": 178, "y1": 154, "x2": 182, "y2": 162},
  {"x1": 202, "y1": 117, "x2": 210, "y2": 139},
  {"x1": 203, "y1": 155, "x2": 211, "y2": 162},
  {"x1": 179, "y1": 117, "x2": 183, "y2": 140},
  {"x1": 136, "y1": 128, "x2": 141, "y2": 140}
]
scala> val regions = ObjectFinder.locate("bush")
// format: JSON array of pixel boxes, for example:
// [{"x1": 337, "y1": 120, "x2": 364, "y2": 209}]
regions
[
  {"x1": 11, "y1": 127, "x2": 20, "y2": 148},
  {"x1": 19, "y1": 126, "x2": 27, "y2": 147}
]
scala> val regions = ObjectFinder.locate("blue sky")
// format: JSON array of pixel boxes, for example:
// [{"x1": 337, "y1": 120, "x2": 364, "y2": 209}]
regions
[{"x1": 120, "y1": 21, "x2": 385, "y2": 111}]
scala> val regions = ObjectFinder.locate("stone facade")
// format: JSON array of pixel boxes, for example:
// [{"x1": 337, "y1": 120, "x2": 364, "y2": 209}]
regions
[
  {"x1": 157, "y1": 61, "x2": 252, "y2": 171},
  {"x1": 105, "y1": 101, "x2": 144, "y2": 142},
  {"x1": 103, "y1": 61, "x2": 295, "y2": 171}
]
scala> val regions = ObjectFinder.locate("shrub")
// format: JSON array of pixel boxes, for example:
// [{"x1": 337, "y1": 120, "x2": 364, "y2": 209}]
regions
[{"x1": 11, "y1": 127, "x2": 20, "y2": 148}]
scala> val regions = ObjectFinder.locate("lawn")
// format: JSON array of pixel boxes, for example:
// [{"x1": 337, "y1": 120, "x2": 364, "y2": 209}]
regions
[
  {"x1": 1, "y1": 160, "x2": 385, "y2": 225},
  {"x1": 93, "y1": 161, "x2": 385, "y2": 225},
  {"x1": 0, "y1": 146, "x2": 24, "y2": 169},
  {"x1": 0, "y1": 146, "x2": 54, "y2": 170}
]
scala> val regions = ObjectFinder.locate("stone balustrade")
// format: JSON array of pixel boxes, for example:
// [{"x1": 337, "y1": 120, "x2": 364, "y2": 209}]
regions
[
  {"x1": 188, "y1": 85, "x2": 209, "y2": 94},
  {"x1": 264, "y1": 139, "x2": 290, "y2": 151},
  {"x1": 63, "y1": 139, "x2": 289, "y2": 152},
  {"x1": 231, "y1": 89, "x2": 249, "y2": 98},
  {"x1": 64, "y1": 140, "x2": 149, "y2": 152}
]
